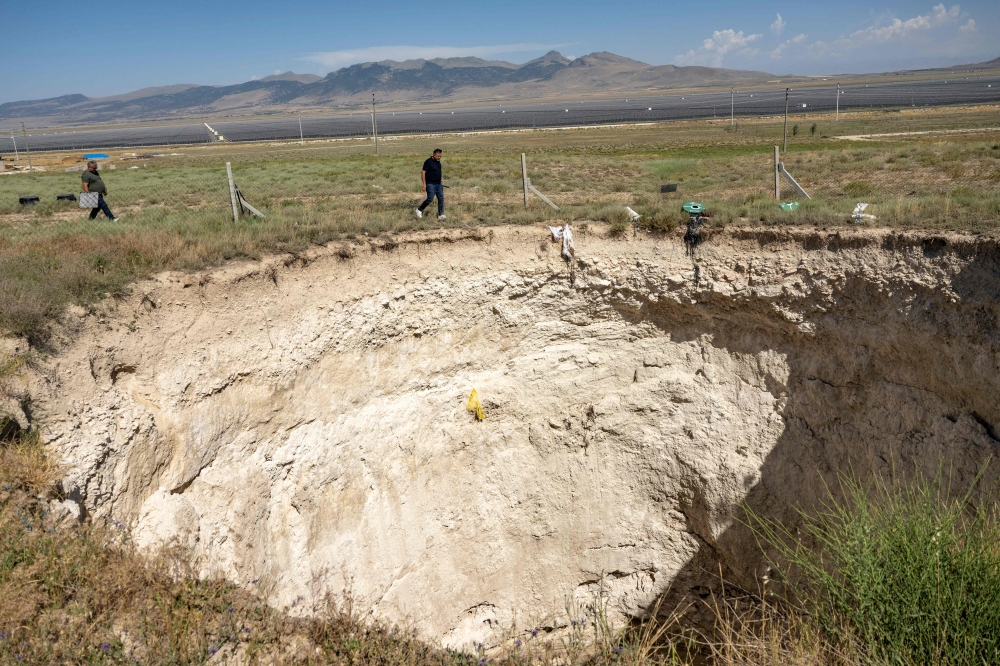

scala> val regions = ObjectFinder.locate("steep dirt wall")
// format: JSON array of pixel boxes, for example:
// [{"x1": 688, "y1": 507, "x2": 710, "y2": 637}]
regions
[{"x1": 28, "y1": 225, "x2": 1000, "y2": 648}]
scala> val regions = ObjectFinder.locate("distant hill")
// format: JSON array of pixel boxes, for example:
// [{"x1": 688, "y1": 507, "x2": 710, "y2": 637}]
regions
[
  {"x1": 948, "y1": 56, "x2": 1000, "y2": 70},
  {"x1": 257, "y1": 71, "x2": 322, "y2": 84},
  {"x1": 97, "y1": 84, "x2": 202, "y2": 102},
  {"x1": 878, "y1": 55, "x2": 1000, "y2": 75},
  {"x1": 0, "y1": 51, "x2": 774, "y2": 125}
]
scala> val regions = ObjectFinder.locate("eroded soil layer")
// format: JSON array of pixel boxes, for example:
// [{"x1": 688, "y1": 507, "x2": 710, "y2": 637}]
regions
[{"x1": 29, "y1": 226, "x2": 1000, "y2": 647}]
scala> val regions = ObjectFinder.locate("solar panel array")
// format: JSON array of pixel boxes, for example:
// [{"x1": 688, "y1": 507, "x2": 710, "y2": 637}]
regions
[
  {"x1": 5, "y1": 77, "x2": 999, "y2": 152},
  {"x1": 3, "y1": 123, "x2": 210, "y2": 153}
]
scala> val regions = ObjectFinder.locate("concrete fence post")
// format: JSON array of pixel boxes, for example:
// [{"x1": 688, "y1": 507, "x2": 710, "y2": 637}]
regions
[
  {"x1": 226, "y1": 162, "x2": 239, "y2": 222},
  {"x1": 774, "y1": 147, "x2": 780, "y2": 200}
]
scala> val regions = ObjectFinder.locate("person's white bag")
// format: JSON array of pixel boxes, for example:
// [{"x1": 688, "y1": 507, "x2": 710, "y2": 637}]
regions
[{"x1": 79, "y1": 192, "x2": 100, "y2": 208}]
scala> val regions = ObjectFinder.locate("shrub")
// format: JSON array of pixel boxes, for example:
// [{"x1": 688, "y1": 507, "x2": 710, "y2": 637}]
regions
[
  {"x1": 749, "y1": 470, "x2": 1000, "y2": 666},
  {"x1": 605, "y1": 208, "x2": 631, "y2": 237},
  {"x1": 638, "y1": 207, "x2": 685, "y2": 233},
  {"x1": 843, "y1": 181, "x2": 873, "y2": 197}
]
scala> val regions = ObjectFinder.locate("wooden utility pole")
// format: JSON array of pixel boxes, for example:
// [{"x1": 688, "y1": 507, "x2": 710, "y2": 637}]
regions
[
  {"x1": 783, "y1": 88, "x2": 791, "y2": 153},
  {"x1": 10, "y1": 133, "x2": 18, "y2": 160},
  {"x1": 731, "y1": 88, "x2": 735, "y2": 126},
  {"x1": 299, "y1": 116, "x2": 304, "y2": 144},
  {"x1": 371, "y1": 94, "x2": 379, "y2": 155},
  {"x1": 21, "y1": 122, "x2": 32, "y2": 172},
  {"x1": 836, "y1": 83, "x2": 840, "y2": 121}
]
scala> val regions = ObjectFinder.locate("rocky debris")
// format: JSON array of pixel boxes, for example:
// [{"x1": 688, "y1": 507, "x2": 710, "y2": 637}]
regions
[{"x1": 46, "y1": 498, "x2": 83, "y2": 529}]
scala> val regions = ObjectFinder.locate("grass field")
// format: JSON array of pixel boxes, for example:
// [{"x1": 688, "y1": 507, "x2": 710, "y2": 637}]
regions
[{"x1": 1, "y1": 105, "x2": 998, "y2": 339}]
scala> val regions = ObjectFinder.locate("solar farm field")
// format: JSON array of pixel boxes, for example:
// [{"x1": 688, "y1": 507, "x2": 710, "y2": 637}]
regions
[{"x1": 5, "y1": 76, "x2": 999, "y2": 152}]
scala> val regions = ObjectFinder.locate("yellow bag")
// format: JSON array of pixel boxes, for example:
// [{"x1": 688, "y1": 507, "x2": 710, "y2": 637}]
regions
[{"x1": 466, "y1": 389, "x2": 485, "y2": 421}]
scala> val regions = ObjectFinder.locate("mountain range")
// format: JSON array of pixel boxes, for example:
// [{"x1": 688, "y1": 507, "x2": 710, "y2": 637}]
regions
[
  {"x1": 0, "y1": 51, "x2": 774, "y2": 126},
  {"x1": 5, "y1": 51, "x2": 997, "y2": 127}
]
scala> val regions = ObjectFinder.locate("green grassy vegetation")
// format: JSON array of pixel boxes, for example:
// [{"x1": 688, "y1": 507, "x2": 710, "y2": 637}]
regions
[
  {"x1": 0, "y1": 107, "x2": 998, "y2": 340},
  {"x1": 746, "y1": 471, "x2": 1000, "y2": 666}
]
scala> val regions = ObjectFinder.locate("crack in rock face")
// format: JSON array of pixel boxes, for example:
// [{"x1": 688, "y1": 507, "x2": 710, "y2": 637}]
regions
[{"x1": 33, "y1": 227, "x2": 1000, "y2": 649}]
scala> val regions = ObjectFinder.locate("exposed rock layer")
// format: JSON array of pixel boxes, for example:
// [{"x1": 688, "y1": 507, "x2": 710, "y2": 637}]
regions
[{"x1": 31, "y1": 226, "x2": 1000, "y2": 647}]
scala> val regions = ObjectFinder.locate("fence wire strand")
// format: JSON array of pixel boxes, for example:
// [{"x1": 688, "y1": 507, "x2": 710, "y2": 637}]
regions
[{"x1": 2, "y1": 104, "x2": 999, "y2": 243}]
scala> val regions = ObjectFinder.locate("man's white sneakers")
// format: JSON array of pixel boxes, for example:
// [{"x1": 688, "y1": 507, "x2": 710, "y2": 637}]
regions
[
  {"x1": 415, "y1": 209, "x2": 423, "y2": 218},
  {"x1": 438, "y1": 214, "x2": 447, "y2": 220}
]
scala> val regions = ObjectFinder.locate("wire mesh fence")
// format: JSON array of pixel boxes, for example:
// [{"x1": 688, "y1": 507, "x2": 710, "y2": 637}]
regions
[{"x1": 1, "y1": 110, "x2": 999, "y2": 247}]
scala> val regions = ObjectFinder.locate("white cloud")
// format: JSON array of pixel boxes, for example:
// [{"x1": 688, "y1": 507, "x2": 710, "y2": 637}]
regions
[
  {"x1": 300, "y1": 43, "x2": 558, "y2": 70},
  {"x1": 771, "y1": 13, "x2": 786, "y2": 35},
  {"x1": 837, "y1": 4, "x2": 962, "y2": 48},
  {"x1": 959, "y1": 18, "x2": 976, "y2": 32},
  {"x1": 808, "y1": 40, "x2": 831, "y2": 57},
  {"x1": 674, "y1": 29, "x2": 763, "y2": 67},
  {"x1": 770, "y1": 33, "x2": 807, "y2": 59}
]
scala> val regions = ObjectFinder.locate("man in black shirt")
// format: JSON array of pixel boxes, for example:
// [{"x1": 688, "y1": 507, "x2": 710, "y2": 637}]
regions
[{"x1": 416, "y1": 149, "x2": 445, "y2": 219}]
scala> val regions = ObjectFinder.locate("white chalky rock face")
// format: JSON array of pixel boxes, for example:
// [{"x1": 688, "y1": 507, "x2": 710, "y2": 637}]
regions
[{"x1": 34, "y1": 227, "x2": 1000, "y2": 648}]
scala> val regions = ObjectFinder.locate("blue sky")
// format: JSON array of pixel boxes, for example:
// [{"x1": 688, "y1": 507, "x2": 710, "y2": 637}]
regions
[{"x1": 1, "y1": 0, "x2": 997, "y2": 103}]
